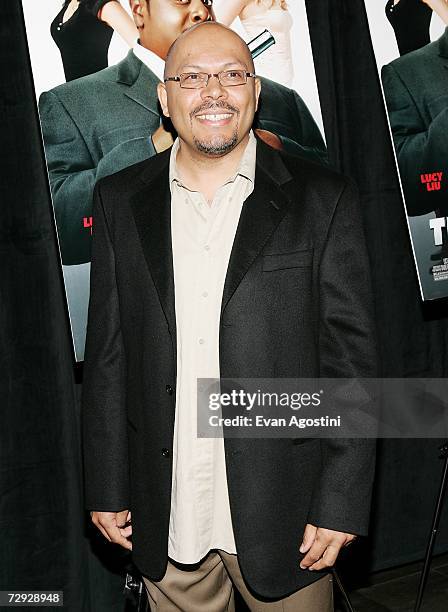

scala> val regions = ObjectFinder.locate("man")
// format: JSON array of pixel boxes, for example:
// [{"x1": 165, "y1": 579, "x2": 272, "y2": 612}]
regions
[
  {"x1": 39, "y1": 0, "x2": 327, "y2": 266},
  {"x1": 82, "y1": 21, "x2": 376, "y2": 611},
  {"x1": 381, "y1": 27, "x2": 448, "y2": 217}
]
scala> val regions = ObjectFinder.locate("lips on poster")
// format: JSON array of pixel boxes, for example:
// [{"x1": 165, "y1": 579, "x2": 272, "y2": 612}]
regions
[
  {"x1": 21, "y1": 0, "x2": 327, "y2": 361},
  {"x1": 365, "y1": 0, "x2": 448, "y2": 301}
]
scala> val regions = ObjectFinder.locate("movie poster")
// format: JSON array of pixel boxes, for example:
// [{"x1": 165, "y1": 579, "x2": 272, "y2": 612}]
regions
[
  {"x1": 365, "y1": 0, "x2": 448, "y2": 301},
  {"x1": 21, "y1": 0, "x2": 327, "y2": 361}
]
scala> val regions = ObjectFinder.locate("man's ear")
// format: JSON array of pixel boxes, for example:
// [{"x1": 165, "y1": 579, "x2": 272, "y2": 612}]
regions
[
  {"x1": 157, "y1": 82, "x2": 170, "y2": 117},
  {"x1": 254, "y1": 77, "x2": 261, "y2": 112},
  {"x1": 129, "y1": 0, "x2": 145, "y2": 29}
]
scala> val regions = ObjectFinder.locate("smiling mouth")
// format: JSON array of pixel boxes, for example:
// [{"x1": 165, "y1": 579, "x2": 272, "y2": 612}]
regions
[{"x1": 195, "y1": 112, "x2": 234, "y2": 124}]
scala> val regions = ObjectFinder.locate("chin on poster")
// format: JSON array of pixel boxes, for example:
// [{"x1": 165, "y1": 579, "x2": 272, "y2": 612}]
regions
[
  {"x1": 21, "y1": 0, "x2": 327, "y2": 361},
  {"x1": 365, "y1": 0, "x2": 448, "y2": 301}
]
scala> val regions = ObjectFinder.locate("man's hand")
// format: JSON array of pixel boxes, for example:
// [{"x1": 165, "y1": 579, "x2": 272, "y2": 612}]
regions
[
  {"x1": 299, "y1": 523, "x2": 356, "y2": 571},
  {"x1": 254, "y1": 129, "x2": 283, "y2": 151},
  {"x1": 90, "y1": 510, "x2": 133, "y2": 550},
  {"x1": 152, "y1": 125, "x2": 175, "y2": 153}
]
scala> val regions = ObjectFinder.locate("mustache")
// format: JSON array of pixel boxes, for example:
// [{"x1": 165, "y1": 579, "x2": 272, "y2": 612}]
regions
[{"x1": 190, "y1": 101, "x2": 239, "y2": 120}]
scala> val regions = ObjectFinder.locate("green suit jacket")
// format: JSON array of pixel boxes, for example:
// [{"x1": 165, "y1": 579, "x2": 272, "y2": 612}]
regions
[
  {"x1": 39, "y1": 51, "x2": 327, "y2": 265},
  {"x1": 381, "y1": 28, "x2": 448, "y2": 216}
]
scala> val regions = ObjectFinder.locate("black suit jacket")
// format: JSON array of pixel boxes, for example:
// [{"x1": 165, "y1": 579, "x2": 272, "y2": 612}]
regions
[
  {"x1": 381, "y1": 28, "x2": 448, "y2": 216},
  {"x1": 81, "y1": 139, "x2": 376, "y2": 598}
]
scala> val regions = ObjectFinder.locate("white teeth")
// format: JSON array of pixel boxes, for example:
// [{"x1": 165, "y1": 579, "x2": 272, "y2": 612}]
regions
[{"x1": 197, "y1": 113, "x2": 232, "y2": 121}]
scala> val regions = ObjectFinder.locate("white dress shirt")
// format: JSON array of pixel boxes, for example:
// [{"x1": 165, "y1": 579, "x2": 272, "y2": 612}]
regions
[
  {"x1": 168, "y1": 132, "x2": 257, "y2": 564},
  {"x1": 132, "y1": 40, "x2": 165, "y2": 81}
]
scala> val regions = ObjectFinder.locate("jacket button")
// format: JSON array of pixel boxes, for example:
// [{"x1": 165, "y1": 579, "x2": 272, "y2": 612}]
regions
[
  {"x1": 161, "y1": 448, "x2": 170, "y2": 457},
  {"x1": 166, "y1": 384, "x2": 173, "y2": 395}
]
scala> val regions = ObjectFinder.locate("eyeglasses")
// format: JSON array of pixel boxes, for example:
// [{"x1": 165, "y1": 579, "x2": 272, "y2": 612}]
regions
[{"x1": 164, "y1": 70, "x2": 256, "y2": 89}]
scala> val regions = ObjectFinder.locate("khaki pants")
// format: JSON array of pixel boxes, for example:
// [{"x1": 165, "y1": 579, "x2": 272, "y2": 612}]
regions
[{"x1": 142, "y1": 550, "x2": 333, "y2": 612}]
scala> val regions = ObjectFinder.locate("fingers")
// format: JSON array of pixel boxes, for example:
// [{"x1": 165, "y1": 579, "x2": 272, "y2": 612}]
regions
[
  {"x1": 94, "y1": 519, "x2": 113, "y2": 543},
  {"x1": 254, "y1": 128, "x2": 283, "y2": 151},
  {"x1": 300, "y1": 527, "x2": 356, "y2": 571},
  {"x1": 91, "y1": 511, "x2": 133, "y2": 551},
  {"x1": 119, "y1": 524, "x2": 133, "y2": 538},
  {"x1": 300, "y1": 535, "x2": 328, "y2": 570},
  {"x1": 152, "y1": 125, "x2": 174, "y2": 153},
  {"x1": 116, "y1": 508, "x2": 133, "y2": 538},
  {"x1": 307, "y1": 544, "x2": 340, "y2": 571},
  {"x1": 299, "y1": 523, "x2": 317, "y2": 554},
  {"x1": 119, "y1": 510, "x2": 133, "y2": 537}
]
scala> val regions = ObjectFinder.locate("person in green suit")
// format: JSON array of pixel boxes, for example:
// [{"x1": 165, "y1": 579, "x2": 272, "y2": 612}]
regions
[
  {"x1": 39, "y1": 0, "x2": 327, "y2": 267},
  {"x1": 381, "y1": 27, "x2": 448, "y2": 217}
]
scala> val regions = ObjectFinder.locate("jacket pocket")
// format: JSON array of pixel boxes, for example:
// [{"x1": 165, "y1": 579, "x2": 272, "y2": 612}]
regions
[{"x1": 262, "y1": 249, "x2": 313, "y2": 272}]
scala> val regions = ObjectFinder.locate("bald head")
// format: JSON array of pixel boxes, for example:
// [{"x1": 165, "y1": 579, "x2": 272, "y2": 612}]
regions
[
  {"x1": 164, "y1": 21, "x2": 254, "y2": 78},
  {"x1": 158, "y1": 20, "x2": 261, "y2": 162}
]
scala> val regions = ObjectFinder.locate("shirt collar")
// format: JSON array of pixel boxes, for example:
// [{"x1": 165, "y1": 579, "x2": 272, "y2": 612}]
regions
[
  {"x1": 169, "y1": 131, "x2": 257, "y2": 192},
  {"x1": 132, "y1": 40, "x2": 165, "y2": 82}
]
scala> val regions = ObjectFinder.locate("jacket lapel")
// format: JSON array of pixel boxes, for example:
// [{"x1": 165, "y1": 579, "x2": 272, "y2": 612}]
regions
[
  {"x1": 221, "y1": 140, "x2": 297, "y2": 316},
  {"x1": 130, "y1": 150, "x2": 176, "y2": 344},
  {"x1": 117, "y1": 51, "x2": 161, "y2": 117}
]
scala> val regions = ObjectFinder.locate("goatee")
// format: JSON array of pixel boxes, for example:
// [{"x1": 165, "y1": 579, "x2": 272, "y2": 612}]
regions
[{"x1": 193, "y1": 130, "x2": 239, "y2": 156}]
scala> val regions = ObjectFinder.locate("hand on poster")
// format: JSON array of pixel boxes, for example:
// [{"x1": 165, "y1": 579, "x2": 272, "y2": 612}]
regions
[
  {"x1": 253, "y1": 128, "x2": 283, "y2": 150},
  {"x1": 99, "y1": 1, "x2": 139, "y2": 46},
  {"x1": 422, "y1": 0, "x2": 448, "y2": 24}
]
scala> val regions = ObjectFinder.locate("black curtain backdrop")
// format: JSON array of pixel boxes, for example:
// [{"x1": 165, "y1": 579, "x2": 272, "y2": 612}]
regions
[{"x1": 1, "y1": 1, "x2": 447, "y2": 610}]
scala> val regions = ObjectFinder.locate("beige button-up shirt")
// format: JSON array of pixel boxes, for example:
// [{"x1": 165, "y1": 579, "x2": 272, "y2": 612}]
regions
[{"x1": 168, "y1": 132, "x2": 257, "y2": 564}]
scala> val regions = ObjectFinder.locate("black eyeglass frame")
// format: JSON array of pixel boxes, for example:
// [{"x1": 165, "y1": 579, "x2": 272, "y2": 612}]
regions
[{"x1": 164, "y1": 70, "x2": 257, "y2": 89}]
